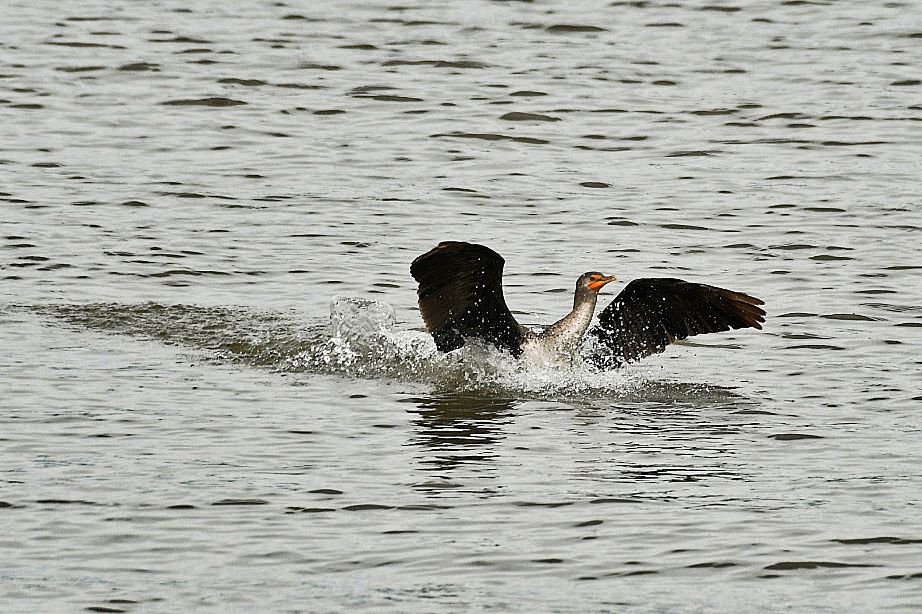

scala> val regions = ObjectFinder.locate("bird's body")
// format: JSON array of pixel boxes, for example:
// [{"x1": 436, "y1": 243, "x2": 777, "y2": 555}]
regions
[
  {"x1": 519, "y1": 276, "x2": 604, "y2": 365},
  {"x1": 410, "y1": 241, "x2": 765, "y2": 369}
]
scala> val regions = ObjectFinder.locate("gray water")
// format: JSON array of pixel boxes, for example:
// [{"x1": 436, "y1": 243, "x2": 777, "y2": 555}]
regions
[{"x1": 2, "y1": 0, "x2": 922, "y2": 611}]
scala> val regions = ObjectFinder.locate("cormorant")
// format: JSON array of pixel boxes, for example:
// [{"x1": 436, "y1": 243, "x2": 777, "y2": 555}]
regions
[{"x1": 410, "y1": 241, "x2": 765, "y2": 368}]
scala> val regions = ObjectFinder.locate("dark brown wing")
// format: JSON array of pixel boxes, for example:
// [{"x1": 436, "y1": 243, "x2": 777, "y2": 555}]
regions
[
  {"x1": 588, "y1": 278, "x2": 765, "y2": 368},
  {"x1": 410, "y1": 241, "x2": 525, "y2": 356}
]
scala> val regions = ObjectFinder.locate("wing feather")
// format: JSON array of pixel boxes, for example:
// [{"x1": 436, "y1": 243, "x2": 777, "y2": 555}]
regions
[
  {"x1": 410, "y1": 242, "x2": 524, "y2": 355},
  {"x1": 588, "y1": 278, "x2": 765, "y2": 368}
]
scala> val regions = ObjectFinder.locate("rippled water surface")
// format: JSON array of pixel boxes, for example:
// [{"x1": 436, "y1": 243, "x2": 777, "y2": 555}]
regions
[{"x1": 3, "y1": 0, "x2": 922, "y2": 611}]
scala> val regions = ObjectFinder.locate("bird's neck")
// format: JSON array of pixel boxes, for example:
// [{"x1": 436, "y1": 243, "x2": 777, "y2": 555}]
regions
[{"x1": 536, "y1": 290, "x2": 598, "y2": 355}]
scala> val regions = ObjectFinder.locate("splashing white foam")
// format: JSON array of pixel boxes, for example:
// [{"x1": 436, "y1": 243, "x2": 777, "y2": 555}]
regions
[{"x1": 294, "y1": 297, "x2": 648, "y2": 398}]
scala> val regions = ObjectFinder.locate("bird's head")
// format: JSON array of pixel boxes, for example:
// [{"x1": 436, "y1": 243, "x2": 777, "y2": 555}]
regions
[{"x1": 578, "y1": 272, "x2": 617, "y2": 294}]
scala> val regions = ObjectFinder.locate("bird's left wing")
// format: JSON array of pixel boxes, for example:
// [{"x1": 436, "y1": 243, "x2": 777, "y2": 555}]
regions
[
  {"x1": 411, "y1": 241, "x2": 525, "y2": 355},
  {"x1": 587, "y1": 278, "x2": 765, "y2": 368}
]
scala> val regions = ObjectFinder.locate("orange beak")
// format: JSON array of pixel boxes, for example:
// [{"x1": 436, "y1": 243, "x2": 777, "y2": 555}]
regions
[{"x1": 588, "y1": 275, "x2": 616, "y2": 292}]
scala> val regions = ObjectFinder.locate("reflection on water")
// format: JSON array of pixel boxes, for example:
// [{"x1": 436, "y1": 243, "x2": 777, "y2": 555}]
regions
[{"x1": 403, "y1": 393, "x2": 517, "y2": 473}]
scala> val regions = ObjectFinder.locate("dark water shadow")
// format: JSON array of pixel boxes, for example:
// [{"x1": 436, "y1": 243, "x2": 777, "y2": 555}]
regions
[
  {"x1": 400, "y1": 393, "x2": 518, "y2": 475},
  {"x1": 28, "y1": 301, "x2": 322, "y2": 369},
  {"x1": 600, "y1": 379, "x2": 753, "y2": 408}
]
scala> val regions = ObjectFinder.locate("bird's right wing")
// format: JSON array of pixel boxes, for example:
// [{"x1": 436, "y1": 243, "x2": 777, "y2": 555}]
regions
[
  {"x1": 587, "y1": 278, "x2": 765, "y2": 369},
  {"x1": 410, "y1": 241, "x2": 525, "y2": 355}
]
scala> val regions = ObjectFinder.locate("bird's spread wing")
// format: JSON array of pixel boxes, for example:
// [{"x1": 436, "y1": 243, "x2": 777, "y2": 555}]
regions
[
  {"x1": 410, "y1": 241, "x2": 525, "y2": 355},
  {"x1": 588, "y1": 278, "x2": 765, "y2": 368}
]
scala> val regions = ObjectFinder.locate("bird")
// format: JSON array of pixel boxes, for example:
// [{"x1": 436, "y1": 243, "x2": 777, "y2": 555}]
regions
[{"x1": 410, "y1": 241, "x2": 765, "y2": 368}]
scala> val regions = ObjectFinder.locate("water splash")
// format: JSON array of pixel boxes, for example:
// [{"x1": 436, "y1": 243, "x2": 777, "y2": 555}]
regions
[
  {"x1": 296, "y1": 297, "x2": 517, "y2": 388},
  {"x1": 298, "y1": 298, "x2": 648, "y2": 399},
  {"x1": 29, "y1": 298, "x2": 737, "y2": 402}
]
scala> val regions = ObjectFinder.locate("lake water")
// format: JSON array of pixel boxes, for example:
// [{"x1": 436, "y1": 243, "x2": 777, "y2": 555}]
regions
[{"x1": 2, "y1": 0, "x2": 922, "y2": 611}]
